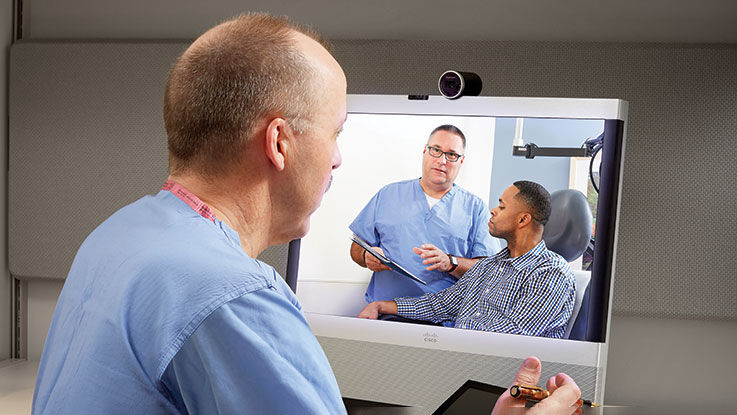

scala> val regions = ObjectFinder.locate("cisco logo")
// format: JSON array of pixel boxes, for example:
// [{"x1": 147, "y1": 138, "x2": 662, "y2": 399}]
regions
[{"x1": 423, "y1": 332, "x2": 439, "y2": 343}]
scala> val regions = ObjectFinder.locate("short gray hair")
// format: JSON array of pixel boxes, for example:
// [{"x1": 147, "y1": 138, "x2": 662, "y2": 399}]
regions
[{"x1": 164, "y1": 12, "x2": 330, "y2": 177}]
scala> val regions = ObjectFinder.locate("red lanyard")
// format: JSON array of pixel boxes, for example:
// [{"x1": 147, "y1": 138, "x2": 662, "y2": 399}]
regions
[{"x1": 162, "y1": 180, "x2": 216, "y2": 222}]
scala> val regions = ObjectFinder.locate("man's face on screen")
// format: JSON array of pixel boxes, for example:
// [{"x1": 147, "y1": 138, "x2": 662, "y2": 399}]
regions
[
  {"x1": 488, "y1": 185, "x2": 526, "y2": 239},
  {"x1": 421, "y1": 130, "x2": 465, "y2": 190}
]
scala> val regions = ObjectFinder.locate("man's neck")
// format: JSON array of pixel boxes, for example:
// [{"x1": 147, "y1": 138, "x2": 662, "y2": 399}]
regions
[
  {"x1": 166, "y1": 173, "x2": 271, "y2": 258},
  {"x1": 419, "y1": 178, "x2": 452, "y2": 199},
  {"x1": 505, "y1": 232, "x2": 543, "y2": 258}
]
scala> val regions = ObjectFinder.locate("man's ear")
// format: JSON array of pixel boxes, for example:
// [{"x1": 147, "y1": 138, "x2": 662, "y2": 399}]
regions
[
  {"x1": 264, "y1": 117, "x2": 290, "y2": 171},
  {"x1": 517, "y1": 212, "x2": 532, "y2": 228}
]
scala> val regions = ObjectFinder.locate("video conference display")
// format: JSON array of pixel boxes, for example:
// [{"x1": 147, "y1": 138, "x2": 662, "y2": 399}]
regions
[{"x1": 299, "y1": 112, "x2": 615, "y2": 342}]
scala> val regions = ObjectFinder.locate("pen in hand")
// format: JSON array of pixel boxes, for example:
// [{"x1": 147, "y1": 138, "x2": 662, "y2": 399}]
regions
[{"x1": 510, "y1": 384, "x2": 600, "y2": 407}]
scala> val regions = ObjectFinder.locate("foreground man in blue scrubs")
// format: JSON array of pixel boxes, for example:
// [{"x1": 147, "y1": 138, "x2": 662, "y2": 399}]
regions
[{"x1": 32, "y1": 12, "x2": 583, "y2": 415}]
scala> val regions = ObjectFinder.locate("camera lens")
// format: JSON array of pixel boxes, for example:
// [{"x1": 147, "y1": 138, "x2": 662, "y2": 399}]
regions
[
  {"x1": 438, "y1": 70, "x2": 483, "y2": 99},
  {"x1": 438, "y1": 71, "x2": 463, "y2": 99}
]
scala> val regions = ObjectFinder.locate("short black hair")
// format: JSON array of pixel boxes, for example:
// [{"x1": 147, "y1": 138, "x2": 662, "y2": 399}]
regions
[
  {"x1": 512, "y1": 180, "x2": 552, "y2": 226},
  {"x1": 430, "y1": 124, "x2": 466, "y2": 149}
]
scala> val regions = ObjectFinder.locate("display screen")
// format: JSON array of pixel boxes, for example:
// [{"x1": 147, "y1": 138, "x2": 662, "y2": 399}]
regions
[{"x1": 297, "y1": 105, "x2": 623, "y2": 343}]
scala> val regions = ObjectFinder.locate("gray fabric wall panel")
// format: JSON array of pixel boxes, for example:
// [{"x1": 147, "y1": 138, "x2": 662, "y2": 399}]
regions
[
  {"x1": 8, "y1": 41, "x2": 737, "y2": 320},
  {"x1": 8, "y1": 42, "x2": 289, "y2": 281},
  {"x1": 9, "y1": 42, "x2": 178, "y2": 280}
]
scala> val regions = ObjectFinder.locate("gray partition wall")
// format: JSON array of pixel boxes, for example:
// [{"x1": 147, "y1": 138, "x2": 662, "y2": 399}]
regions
[
  {"x1": 9, "y1": 41, "x2": 737, "y2": 321},
  {"x1": 9, "y1": 43, "x2": 174, "y2": 280},
  {"x1": 8, "y1": 42, "x2": 290, "y2": 283}
]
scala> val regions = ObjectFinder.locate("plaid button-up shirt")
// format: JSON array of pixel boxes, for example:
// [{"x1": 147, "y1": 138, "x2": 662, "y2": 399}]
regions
[{"x1": 395, "y1": 240, "x2": 575, "y2": 338}]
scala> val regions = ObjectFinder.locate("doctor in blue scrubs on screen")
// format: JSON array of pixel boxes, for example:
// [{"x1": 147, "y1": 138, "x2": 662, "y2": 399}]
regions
[{"x1": 349, "y1": 125, "x2": 501, "y2": 303}]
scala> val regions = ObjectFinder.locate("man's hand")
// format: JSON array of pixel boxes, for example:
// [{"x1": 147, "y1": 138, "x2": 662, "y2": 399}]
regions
[
  {"x1": 357, "y1": 302, "x2": 382, "y2": 319},
  {"x1": 412, "y1": 243, "x2": 451, "y2": 271},
  {"x1": 492, "y1": 357, "x2": 582, "y2": 415},
  {"x1": 357, "y1": 301, "x2": 398, "y2": 319},
  {"x1": 364, "y1": 247, "x2": 390, "y2": 272}
]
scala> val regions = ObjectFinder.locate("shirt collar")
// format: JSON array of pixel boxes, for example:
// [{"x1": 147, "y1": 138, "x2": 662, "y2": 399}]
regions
[
  {"x1": 492, "y1": 240, "x2": 548, "y2": 270},
  {"x1": 159, "y1": 190, "x2": 242, "y2": 251},
  {"x1": 415, "y1": 178, "x2": 457, "y2": 198},
  {"x1": 446, "y1": 183, "x2": 457, "y2": 197}
]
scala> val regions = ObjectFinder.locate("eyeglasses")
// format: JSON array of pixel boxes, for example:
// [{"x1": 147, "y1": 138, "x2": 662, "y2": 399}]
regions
[{"x1": 426, "y1": 145, "x2": 464, "y2": 162}]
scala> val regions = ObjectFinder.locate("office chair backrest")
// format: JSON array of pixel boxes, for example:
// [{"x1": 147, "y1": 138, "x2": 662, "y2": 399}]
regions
[
  {"x1": 542, "y1": 189, "x2": 594, "y2": 262},
  {"x1": 541, "y1": 189, "x2": 594, "y2": 339},
  {"x1": 565, "y1": 270, "x2": 591, "y2": 339},
  {"x1": 568, "y1": 282, "x2": 591, "y2": 340}
]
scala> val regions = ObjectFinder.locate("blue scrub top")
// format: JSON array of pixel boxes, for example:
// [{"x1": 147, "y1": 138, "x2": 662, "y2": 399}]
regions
[
  {"x1": 350, "y1": 179, "x2": 500, "y2": 302},
  {"x1": 33, "y1": 190, "x2": 345, "y2": 414}
]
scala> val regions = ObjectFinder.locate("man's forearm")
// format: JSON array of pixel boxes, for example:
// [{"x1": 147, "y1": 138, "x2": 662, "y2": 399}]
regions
[
  {"x1": 349, "y1": 242, "x2": 367, "y2": 267},
  {"x1": 394, "y1": 293, "x2": 454, "y2": 324}
]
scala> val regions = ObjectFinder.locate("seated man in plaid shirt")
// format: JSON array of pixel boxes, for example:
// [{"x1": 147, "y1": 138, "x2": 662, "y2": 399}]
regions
[{"x1": 358, "y1": 180, "x2": 575, "y2": 338}]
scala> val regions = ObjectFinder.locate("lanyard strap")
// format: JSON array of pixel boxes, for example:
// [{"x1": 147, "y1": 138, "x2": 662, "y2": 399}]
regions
[{"x1": 162, "y1": 179, "x2": 216, "y2": 222}]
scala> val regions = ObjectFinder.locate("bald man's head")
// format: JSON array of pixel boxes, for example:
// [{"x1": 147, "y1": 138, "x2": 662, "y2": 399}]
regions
[{"x1": 163, "y1": 13, "x2": 331, "y2": 177}]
